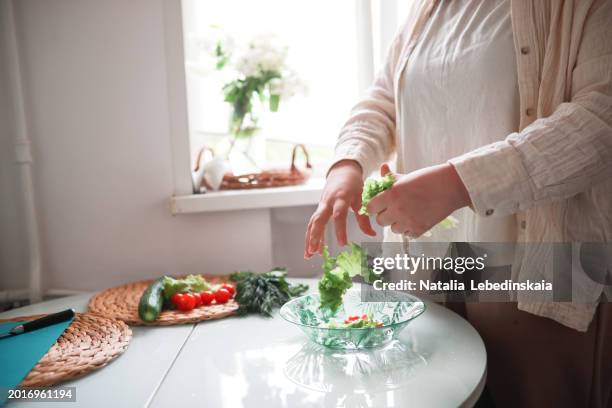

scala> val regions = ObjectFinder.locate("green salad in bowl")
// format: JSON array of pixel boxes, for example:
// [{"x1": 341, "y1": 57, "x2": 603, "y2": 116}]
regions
[
  {"x1": 281, "y1": 242, "x2": 425, "y2": 349},
  {"x1": 280, "y1": 288, "x2": 425, "y2": 350}
]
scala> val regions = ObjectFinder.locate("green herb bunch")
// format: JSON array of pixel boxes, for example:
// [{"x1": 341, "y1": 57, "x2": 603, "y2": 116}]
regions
[{"x1": 230, "y1": 268, "x2": 308, "y2": 316}]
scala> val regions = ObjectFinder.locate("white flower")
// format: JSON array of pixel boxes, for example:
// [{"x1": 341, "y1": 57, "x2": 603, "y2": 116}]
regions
[
  {"x1": 233, "y1": 34, "x2": 288, "y2": 77},
  {"x1": 235, "y1": 53, "x2": 260, "y2": 77},
  {"x1": 269, "y1": 70, "x2": 307, "y2": 98},
  {"x1": 259, "y1": 49, "x2": 286, "y2": 72}
]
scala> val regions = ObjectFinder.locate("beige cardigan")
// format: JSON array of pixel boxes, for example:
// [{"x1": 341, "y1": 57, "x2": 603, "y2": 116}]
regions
[{"x1": 334, "y1": 0, "x2": 612, "y2": 331}]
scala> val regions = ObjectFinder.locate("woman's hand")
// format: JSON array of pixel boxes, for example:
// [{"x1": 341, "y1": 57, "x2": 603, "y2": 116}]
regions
[
  {"x1": 304, "y1": 160, "x2": 377, "y2": 258},
  {"x1": 367, "y1": 163, "x2": 471, "y2": 237}
]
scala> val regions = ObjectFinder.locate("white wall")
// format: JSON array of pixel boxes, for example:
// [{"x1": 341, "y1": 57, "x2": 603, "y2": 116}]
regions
[
  {"x1": 0, "y1": 3, "x2": 29, "y2": 291},
  {"x1": 0, "y1": 0, "x2": 333, "y2": 293}
]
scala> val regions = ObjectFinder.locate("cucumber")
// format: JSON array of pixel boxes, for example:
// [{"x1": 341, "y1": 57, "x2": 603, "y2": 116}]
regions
[{"x1": 138, "y1": 277, "x2": 165, "y2": 322}]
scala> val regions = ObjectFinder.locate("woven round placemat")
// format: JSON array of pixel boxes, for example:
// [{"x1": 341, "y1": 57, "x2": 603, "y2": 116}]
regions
[
  {"x1": 0, "y1": 313, "x2": 131, "y2": 387},
  {"x1": 88, "y1": 275, "x2": 239, "y2": 326}
]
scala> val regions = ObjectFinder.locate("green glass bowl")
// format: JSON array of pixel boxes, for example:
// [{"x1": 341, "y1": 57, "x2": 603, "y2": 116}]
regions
[{"x1": 280, "y1": 289, "x2": 425, "y2": 350}]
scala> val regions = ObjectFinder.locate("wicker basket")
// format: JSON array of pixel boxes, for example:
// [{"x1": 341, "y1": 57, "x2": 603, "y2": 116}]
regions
[
  {"x1": 195, "y1": 144, "x2": 312, "y2": 191},
  {"x1": 221, "y1": 144, "x2": 312, "y2": 190}
]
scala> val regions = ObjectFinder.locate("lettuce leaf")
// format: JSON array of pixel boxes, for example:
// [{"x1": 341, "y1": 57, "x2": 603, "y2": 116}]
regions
[
  {"x1": 359, "y1": 173, "x2": 395, "y2": 215},
  {"x1": 163, "y1": 274, "x2": 212, "y2": 302},
  {"x1": 318, "y1": 243, "x2": 375, "y2": 313},
  {"x1": 318, "y1": 266, "x2": 352, "y2": 312},
  {"x1": 336, "y1": 242, "x2": 377, "y2": 283}
]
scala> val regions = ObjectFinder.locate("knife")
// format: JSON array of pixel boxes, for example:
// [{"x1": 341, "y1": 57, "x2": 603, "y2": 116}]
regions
[{"x1": 0, "y1": 309, "x2": 75, "y2": 340}]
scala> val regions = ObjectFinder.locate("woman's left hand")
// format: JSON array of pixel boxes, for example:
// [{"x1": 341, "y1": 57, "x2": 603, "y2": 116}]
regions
[{"x1": 367, "y1": 163, "x2": 471, "y2": 237}]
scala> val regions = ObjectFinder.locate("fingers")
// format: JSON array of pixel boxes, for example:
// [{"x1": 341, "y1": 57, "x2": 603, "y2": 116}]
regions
[
  {"x1": 391, "y1": 222, "x2": 407, "y2": 235},
  {"x1": 332, "y1": 199, "x2": 350, "y2": 247},
  {"x1": 305, "y1": 203, "x2": 332, "y2": 258},
  {"x1": 376, "y1": 209, "x2": 394, "y2": 227},
  {"x1": 351, "y1": 200, "x2": 377, "y2": 237},
  {"x1": 368, "y1": 163, "x2": 393, "y2": 214},
  {"x1": 380, "y1": 163, "x2": 392, "y2": 176},
  {"x1": 379, "y1": 211, "x2": 423, "y2": 235},
  {"x1": 367, "y1": 190, "x2": 389, "y2": 216},
  {"x1": 303, "y1": 221, "x2": 313, "y2": 258},
  {"x1": 318, "y1": 233, "x2": 325, "y2": 255}
]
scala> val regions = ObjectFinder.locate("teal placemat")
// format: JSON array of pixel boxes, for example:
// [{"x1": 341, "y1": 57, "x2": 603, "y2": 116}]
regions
[{"x1": 0, "y1": 318, "x2": 73, "y2": 406}]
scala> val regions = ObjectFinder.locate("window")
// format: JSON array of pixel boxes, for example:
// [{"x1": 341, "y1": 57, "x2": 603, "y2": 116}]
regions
[{"x1": 181, "y1": 0, "x2": 405, "y2": 178}]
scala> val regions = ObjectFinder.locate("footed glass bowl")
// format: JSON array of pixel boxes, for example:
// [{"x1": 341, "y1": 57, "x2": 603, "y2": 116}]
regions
[{"x1": 280, "y1": 289, "x2": 425, "y2": 350}]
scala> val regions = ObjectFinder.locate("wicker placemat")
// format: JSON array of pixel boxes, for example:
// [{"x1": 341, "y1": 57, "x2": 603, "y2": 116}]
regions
[
  {"x1": 0, "y1": 313, "x2": 132, "y2": 387},
  {"x1": 88, "y1": 276, "x2": 239, "y2": 326}
]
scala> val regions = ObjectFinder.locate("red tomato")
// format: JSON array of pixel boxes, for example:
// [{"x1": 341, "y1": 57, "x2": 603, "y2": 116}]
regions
[
  {"x1": 192, "y1": 292, "x2": 203, "y2": 307},
  {"x1": 348, "y1": 315, "x2": 359, "y2": 321},
  {"x1": 176, "y1": 293, "x2": 196, "y2": 311},
  {"x1": 170, "y1": 293, "x2": 184, "y2": 308},
  {"x1": 361, "y1": 314, "x2": 368, "y2": 320},
  {"x1": 200, "y1": 291, "x2": 214, "y2": 306},
  {"x1": 214, "y1": 288, "x2": 231, "y2": 304},
  {"x1": 221, "y1": 283, "x2": 235, "y2": 296}
]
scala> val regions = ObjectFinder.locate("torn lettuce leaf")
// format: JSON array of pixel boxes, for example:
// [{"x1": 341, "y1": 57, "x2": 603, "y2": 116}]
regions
[
  {"x1": 318, "y1": 266, "x2": 352, "y2": 313},
  {"x1": 318, "y1": 243, "x2": 375, "y2": 313},
  {"x1": 358, "y1": 173, "x2": 395, "y2": 215}
]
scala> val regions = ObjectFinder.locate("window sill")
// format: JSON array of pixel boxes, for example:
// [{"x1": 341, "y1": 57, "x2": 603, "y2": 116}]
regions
[{"x1": 170, "y1": 178, "x2": 324, "y2": 214}]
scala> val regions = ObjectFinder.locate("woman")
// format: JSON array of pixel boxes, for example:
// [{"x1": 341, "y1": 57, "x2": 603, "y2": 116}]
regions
[{"x1": 304, "y1": 0, "x2": 612, "y2": 406}]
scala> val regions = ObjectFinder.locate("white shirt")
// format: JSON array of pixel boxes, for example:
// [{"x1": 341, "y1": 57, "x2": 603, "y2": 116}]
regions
[
  {"x1": 332, "y1": 0, "x2": 612, "y2": 331},
  {"x1": 398, "y1": 0, "x2": 518, "y2": 265}
]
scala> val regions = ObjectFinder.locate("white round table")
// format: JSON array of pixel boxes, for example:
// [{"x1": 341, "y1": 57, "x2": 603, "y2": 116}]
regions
[{"x1": 1, "y1": 278, "x2": 486, "y2": 408}]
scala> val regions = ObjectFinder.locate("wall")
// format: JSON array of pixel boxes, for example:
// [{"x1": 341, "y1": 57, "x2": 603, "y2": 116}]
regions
[
  {"x1": 0, "y1": 2, "x2": 29, "y2": 291},
  {"x1": 0, "y1": 0, "x2": 333, "y2": 293}
]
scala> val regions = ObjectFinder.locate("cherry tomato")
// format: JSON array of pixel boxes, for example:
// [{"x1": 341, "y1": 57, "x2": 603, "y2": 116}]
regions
[
  {"x1": 192, "y1": 292, "x2": 203, "y2": 307},
  {"x1": 200, "y1": 291, "x2": 214, "y2": 306},
  {"x1": 214, "y1": 288, "x2": 231, "y2": 304},
  {"x1": 170, "y1": 293, "x2": 184, "y2": 308},
  {"x1": 221, "y1": 283, "x2": 235, "y2": 296},
  {"x1": 176, "y1": 293, "x2": 196, "y2": 311},
  {"x1": 361, "y1": 314, "x2": 368, "y2": 320}
]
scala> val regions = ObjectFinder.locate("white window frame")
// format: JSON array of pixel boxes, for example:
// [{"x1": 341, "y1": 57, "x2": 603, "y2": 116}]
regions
[
  {"x1": 163, "y1": 0, "x2": 193, "y2": 197},
  {"x1": 164, "y1": 0, "x2": 396, "y2": 213}
]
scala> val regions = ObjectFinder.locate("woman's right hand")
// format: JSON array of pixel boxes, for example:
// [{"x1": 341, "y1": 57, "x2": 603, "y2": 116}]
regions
[{"x1": 304, "y1": 160, "x2": 377, "y2": 258}]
